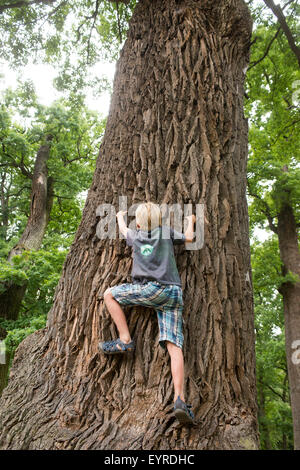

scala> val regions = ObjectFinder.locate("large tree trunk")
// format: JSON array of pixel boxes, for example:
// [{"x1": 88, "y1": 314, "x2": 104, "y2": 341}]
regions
[
  {"x1": 277, "y1": 203, "x2": 300, "y2": 450},
  {"x1": 0, "y1": 0, "x2": 258, "y2": 449}
]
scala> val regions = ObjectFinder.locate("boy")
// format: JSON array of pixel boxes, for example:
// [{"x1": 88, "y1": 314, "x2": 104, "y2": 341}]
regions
[{"x1": 99, "y1": 202, "x2": 196, "y2": 424}]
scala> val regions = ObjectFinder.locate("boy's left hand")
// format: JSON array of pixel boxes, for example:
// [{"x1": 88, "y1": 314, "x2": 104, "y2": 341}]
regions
[{"x1": 116, "y1": 210, "x2": 127, "y2": 218}]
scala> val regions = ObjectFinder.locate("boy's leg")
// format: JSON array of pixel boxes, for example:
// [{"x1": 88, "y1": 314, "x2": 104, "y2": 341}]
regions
[
  {"x1": 103, "y1": 282, "x2": 161, "y2": 348},
  {"x1": 104, "y1": 281, "x2": 169, "y2": 343},
  {"x1": 103, "y1": 289, "x2": 132, "y2": 344},
  {"x1": 166, "y1": 341, "x2": 185, "y2": 402},
  {"x1": 166, "y1": 340, "x2": 194, "y2": 424}
]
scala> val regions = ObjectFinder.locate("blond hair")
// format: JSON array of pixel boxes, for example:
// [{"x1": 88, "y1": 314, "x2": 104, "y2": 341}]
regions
[{"x1": 135, "y1": 202, "x2": 162, "y2": 231}]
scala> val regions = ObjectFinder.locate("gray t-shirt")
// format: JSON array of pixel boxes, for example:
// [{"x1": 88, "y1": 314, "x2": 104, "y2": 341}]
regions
[{"x1": 126, "y1": 225, "x2": 186, "y2": 287}]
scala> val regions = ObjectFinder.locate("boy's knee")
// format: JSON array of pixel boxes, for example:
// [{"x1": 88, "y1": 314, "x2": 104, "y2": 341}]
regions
[
  {"x1": 166, "y1": 341, "x2": 183, "y2": 354},
  {"x1": 103, "y1": 288, "x2": 113, "y2": 302}
]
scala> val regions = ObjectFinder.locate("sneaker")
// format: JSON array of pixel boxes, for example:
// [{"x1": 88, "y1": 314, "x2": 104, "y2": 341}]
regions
[
  {"x1": 173, "y1": 395, "x2": 194, "y2": 424},
  {"x1": 98, "y1": 338, "x2": 135, "y2": 355}
]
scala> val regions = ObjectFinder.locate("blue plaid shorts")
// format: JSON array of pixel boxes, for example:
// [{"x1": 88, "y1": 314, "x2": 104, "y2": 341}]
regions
[{"x1": 108, "y1": 281, "x2": 184, "y2": 349}]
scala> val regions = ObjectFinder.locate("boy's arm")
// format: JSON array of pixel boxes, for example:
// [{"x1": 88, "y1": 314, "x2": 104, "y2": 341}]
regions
[
  {"x1": 116, "y1": 210, "x2": 128, "y2": 238},
  {"x1": 184, "y1": 214, "x2": 196, "y2": 243}
]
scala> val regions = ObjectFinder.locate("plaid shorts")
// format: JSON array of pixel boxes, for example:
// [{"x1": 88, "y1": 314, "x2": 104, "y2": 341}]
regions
[{"x1": 108, "y1": 281, "x2": 184, "y2": 349}]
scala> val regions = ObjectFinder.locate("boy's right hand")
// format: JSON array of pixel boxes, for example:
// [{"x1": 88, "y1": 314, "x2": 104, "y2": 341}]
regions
[
  {"x1": 185, "y1": 214, "x2": 196, "y2": 224},
  {"x1": 184, "y1": 214, "x2": 196, "y2": 243}
]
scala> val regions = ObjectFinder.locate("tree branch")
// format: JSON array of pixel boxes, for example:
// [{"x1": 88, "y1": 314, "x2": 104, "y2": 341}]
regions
[
  {"x1": 6, "y1": 185, "x2": 31, "y2": 198},
  {"x1": 0, "y1": 0, "x2": 58, "y2": 14},
  {"x1": 249, "y1": 1, "x2": 296, "y2": 70},
  {"x1": 85, "y1": 0, "x2": 100, "y2": 64},
  {"x1": 247, "y1": 182, "x2": 278, "y2": 234},
  {"x1": 270, "y1": 119, "x2": 300, "y2": 146},
  {"x1": 0, "y1": 156, "x2": 33, "y2": 179},
  {"x1": 116, "y1": 0, "x2": 122, "y2": 43},
  {"x1": 258, "y1": 378, "x2": 286, "y2": 401},
  {"x1": 36, "y1": 0, "x2": 68, "y2": 35},
  {"x1": 248, "y1": 27, "x2": 282, "y2": 70},
  {"x1": 263, "y1": 0, "x2": 300, "y2": 67}
]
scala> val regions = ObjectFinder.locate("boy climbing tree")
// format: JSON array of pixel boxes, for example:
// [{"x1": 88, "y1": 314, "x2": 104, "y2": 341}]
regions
[
  {"x1": 99, "y1": 202, "x2": 196, "y2": 424},
  {"x1": 0, "y1": 0, "x2": 259, "y2": 450}
]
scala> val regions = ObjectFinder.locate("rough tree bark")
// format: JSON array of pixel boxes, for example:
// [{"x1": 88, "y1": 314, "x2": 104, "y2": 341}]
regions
[
  {"x1": 277, "y1": 202, "x2": 300, "y2": 450},
  {"x1": 0, "y1": 0, "x2": 259, "y2": 449}
]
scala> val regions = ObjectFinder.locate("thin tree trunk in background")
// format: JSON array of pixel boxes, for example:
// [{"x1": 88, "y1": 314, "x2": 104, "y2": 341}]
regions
[
  {"x1": 257, "y1": 370, "x2": 272, "y2": 449},
  {"x1": 0, "y1": 327, "x2": 9, "y2": 396},
  {"x1": 8, "y1": 136, "x2": 54, "y2": 260},
  {"x1": 277, "y1": 203, "x2": 300, "y2": 450},
  {"x1": 0, "y1": 138, "x2": 54, "y2": 396},
  {"x1": 0, "y1": 0, "x2": 259, "y2": 449},
  {"x1": 0, "y1": 173, "x2": 10, "y2": 241},
  {"x1": 282, "y1": 372, "x2": 289, "y2": 450},
  {"x1": 0, "y1": 351, "x2": 10, "y2": 397},
  {"x1": 263, "y1": 0, "x2": 300, "y2": 67},
  {"x1": 0, "y1": 137, "x2": 54, "y2": 321}
]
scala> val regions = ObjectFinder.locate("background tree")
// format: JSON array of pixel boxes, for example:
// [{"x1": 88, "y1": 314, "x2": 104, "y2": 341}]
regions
[
  {"x1": 0, "y1": 0, "x2": 137, "y2": 98},
  {"x1": 252, "y1": 238, "x2": 293, "y2": 449},
  {"x1": 262, "y1": 0, "x2": 300, "y2": 66},
  {"x1": 245, "y1": 8, "x2": 300, "y2": 447},
  {"x1": 0, "y1": 0, "x2": 260, "y2": 450},
  {"x1": 0, "y1": 84, "x2": 105, "y2": 393}
]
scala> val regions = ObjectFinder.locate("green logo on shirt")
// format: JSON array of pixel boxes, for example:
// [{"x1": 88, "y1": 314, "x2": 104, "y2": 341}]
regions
[{"x1": 140, "y1": 244, "x2": 153, "y2": 256}]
